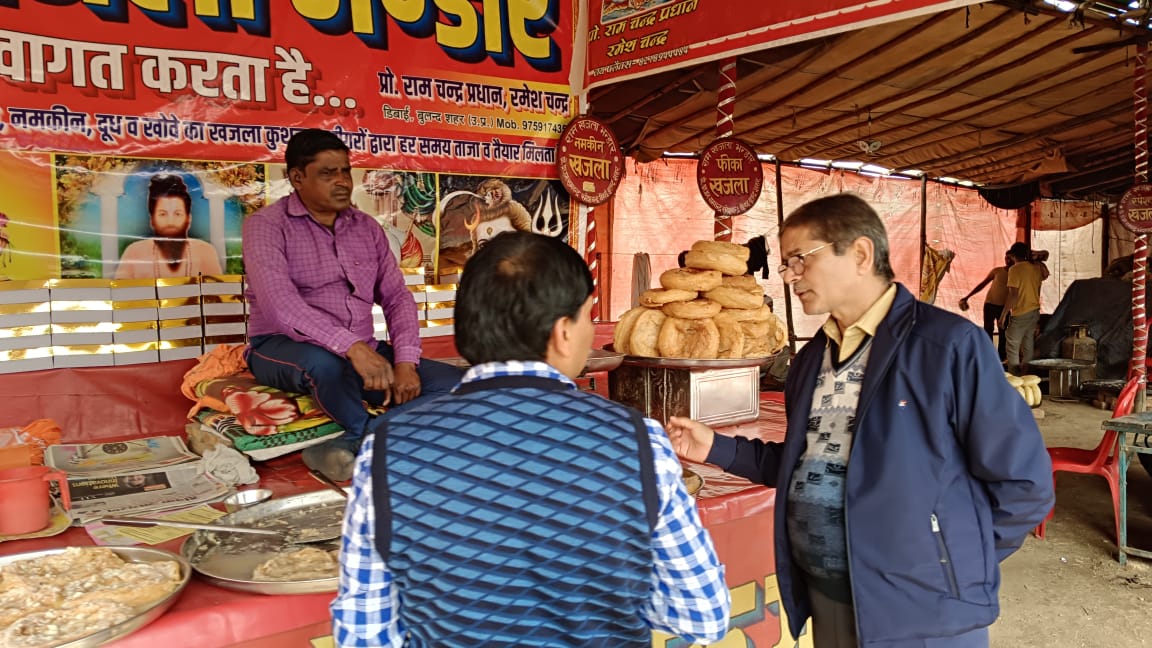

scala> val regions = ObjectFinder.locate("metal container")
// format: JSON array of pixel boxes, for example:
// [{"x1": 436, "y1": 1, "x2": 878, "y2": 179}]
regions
[
  {"x1": 222, "y1": 488, "x2": 274, "y2": 512},
  {"x1": 0, "y1": 546, "x2": 191, "y2": 648},
  {"x1": 181, "y1": 489, "x2": 345, "y2": 595},
  {"x1": 609, "y1": 354, "x2": 770, "y2": 427}
]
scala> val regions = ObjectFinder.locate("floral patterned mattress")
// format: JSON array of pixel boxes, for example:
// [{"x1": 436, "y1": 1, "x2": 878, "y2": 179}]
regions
[{"x1": 191, "y1": 375, "x2": 355, "y2": 460}]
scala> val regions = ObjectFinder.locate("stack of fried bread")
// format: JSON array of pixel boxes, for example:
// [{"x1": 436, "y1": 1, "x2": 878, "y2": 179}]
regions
[
  {"x1": 0, "y1": 547, "x2": 183, "y2": 647},
  {"x1": 615, "y1": 240, "x2": 788, "y2": 359}
]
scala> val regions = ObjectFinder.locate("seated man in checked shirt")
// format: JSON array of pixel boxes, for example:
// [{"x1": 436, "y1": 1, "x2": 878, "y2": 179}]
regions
[
  {"x1": 332, "y1": 231, "x2": 731, "y2": 647},
  {"x1": 242, "y1": 128, "x2": 462, "y2": 482}
]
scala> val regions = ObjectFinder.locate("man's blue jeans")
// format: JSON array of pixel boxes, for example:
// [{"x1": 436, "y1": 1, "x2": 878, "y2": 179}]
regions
[{"x1": 247, "y1": 335, "x2": 463, "y2": 445}]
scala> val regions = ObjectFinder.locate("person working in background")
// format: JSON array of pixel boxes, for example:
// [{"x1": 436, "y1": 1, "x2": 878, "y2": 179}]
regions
[
  {"x1": 1000, "y1": 241, "x2": 1050, "y2": 376},
  {"x1": 333, "y1": 231, "x2": 730, "y2": 646},
  {"x1": 115, "y1": 174, "x2": 222, "y2": 279},
  {"x1": 242, "y1": 129, "x2": 461, "y2": 482},
  {"x1": 959, "y1": 250, "x2": 1013, "y2": 362},
  {"x1": 667, "y1": 194, "x2": 1052, "y2": 648}
]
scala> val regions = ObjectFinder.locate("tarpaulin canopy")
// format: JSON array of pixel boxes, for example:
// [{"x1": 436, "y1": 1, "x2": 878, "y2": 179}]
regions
[
  {"x1": 602, "y1": 158, "x2": 1053, "y2": 329},
  {"x1": 586, "y1": 0, "x2": 1152, "y2": 202}
]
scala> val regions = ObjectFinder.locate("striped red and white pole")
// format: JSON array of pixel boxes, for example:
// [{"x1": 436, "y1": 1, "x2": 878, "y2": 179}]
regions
[
  {"x1": 714, "y1": 57, "x2": 736, "y2": 242},
  {"x1": 1131, "y1": 41, "x2": 1148, "y2": 393},
  {"x1": 1128, "y1": 42, "x2": 1147, "y2": 401},
  {"x1": 586, "y1": 208, "x2": 601, "y2": 322}
]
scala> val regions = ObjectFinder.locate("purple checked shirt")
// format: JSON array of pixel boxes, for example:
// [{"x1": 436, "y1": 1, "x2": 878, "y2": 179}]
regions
[{"x1": 243, "y1": 192, "x2": 421, "y2": 365}]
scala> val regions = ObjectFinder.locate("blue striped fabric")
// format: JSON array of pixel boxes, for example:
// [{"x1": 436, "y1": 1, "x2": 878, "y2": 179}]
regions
[
  {"x1": 331, "y1": 361, "x2": 730, "y2": 647},
  {"x1": 381, "y1": 378, "x2": 652, "y2": 645}
]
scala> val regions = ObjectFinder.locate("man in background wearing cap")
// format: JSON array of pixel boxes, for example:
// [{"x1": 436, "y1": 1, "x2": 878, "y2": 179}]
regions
[{"x1": 1000, "y1": 242, "x2": 1049, "y2": 375}]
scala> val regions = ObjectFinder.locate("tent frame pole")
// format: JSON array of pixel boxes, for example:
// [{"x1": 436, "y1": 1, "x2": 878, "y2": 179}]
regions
[{"x1": 775, "y1": 159, "x2": 795, "y2": 357}]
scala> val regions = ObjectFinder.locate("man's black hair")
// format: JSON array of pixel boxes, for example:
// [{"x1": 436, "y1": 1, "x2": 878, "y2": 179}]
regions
[
  {"x1": 147, "y1": 173, "x2": 191, "y2": 217},
  {"x1": 782, "y1": 193, "x2": 895, "y2": 282},
  {"x1": 455, "y1": 231, "x2": 593, "y2": 365},
  {"x1": 1008, "y1": 242, "x2": 1030, "y2": 259},
  {"x1": 285, "y1": 129, "x2": 350, "y2": 171}
]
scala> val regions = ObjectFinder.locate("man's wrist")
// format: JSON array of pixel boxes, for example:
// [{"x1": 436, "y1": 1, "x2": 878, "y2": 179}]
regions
[
  {"x1": 391, "y1": 346, "x2": 422, "y2": 365},
  {"x1": 345, "y1": 341, "x2": 375, "y2": 359}
]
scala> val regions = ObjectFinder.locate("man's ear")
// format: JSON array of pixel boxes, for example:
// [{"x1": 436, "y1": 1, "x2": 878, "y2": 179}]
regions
[
  {"x1": 545, "y1": 316, "x2": 572, "y2": 364},
  {"x1": 287, "y1": 168, "x2": 302, "y2": 189},
  {"x1": 852, "y1": 236, "x2": 875, "y2": 274}
]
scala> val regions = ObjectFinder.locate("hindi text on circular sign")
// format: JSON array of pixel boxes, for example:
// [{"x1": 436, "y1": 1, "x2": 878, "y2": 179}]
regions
[
  {"x1": 557, "y1": 117, "x2": 624, "y2": 206},
  {"x1": 1119, "y1": 183, "x2": 1152, "y2": 234},
  {"x1": 697, "y1": 138, "x2": 763, "y2": 216}
]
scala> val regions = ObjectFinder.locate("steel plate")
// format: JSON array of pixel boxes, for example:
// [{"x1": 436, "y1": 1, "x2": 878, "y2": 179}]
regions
[
  {"x1": 181, "y1": 489, "x2": 346, "y2": 595},
  {"x1": 0, "y1": 546, "x2": 190, "y2": 648},
  {"x1": 605, "y1": 345, "x2": 779, "y2": 369},
  {"x1": 1028, "y1": 358, "x2": 1095, "y2": 369},
  {"x1": 584, "y1": 348, "x2": 624, "y2": 373}
]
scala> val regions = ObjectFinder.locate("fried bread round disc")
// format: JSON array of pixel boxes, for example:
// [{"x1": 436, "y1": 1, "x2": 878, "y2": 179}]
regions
[
  {"x1": 659, "y1": 267, "x2": 723, "y2": 292},
  {"x1": 628, "y1": 308, "x2": 667, "y2": 357},
  {"x1": 741, "y1": 320, "x2": 773, "y2": 357},
  {"x1": 658, "y1": 317, "x2": 720, "y2": 359},
  {"x1": 715, "y1": 304, "x2": 773, "y2": 325},
  {"x1": 662, "y1": 299, "x2": 722, "y2": 320},
  {"x1": 691, "y1": 240, "x2": 750, "y2": 261},
  {"x1": 716, "y1": 317, "x2": 745, "y2": 359},
  {"x1": 721, "y1": 274, "x2": 760, "y2": 291},
  {"x1": 704, "y1": 285, "x2": 764, "y2": 310},
  {"x1": 613, "y1": 306, "x2": 648, "y2": 355},
  {"x1": 639, "y1": 287, "x2": 697, "y2": 307}
]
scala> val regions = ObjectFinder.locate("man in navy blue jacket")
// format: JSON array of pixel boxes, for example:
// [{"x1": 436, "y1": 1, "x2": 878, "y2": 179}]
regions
[{"x1": 668, "y1": 193, "x2": 1053, "y2": 647}]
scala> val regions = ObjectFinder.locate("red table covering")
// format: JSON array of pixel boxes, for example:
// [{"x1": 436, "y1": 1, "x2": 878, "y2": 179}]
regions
[{"x1": 0, "y1": 326, "x2": 799, "y2": 646}]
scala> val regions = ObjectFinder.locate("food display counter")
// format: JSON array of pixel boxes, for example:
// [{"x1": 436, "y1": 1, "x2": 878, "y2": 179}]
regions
[
  {"x1": 0, "y1": 321, "x2": 801, "y2": 646},
  {"x1": 0, "y1": 396, "x2": 796, "y2": 647}
]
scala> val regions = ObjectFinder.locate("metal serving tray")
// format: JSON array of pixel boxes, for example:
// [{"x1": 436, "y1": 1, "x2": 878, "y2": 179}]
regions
[
  {"x1": 602, "y1": 344, "x2": 778, "y2": 369},
  {"x1": 616, "y1": 353, "x2": 777, "y2": 369},
  {"x1": 0, "y1": 546, "x2": 191, "y2": 648},
  {"x1": 181, "y1": 489, "x2": 346, "y2": 595}
]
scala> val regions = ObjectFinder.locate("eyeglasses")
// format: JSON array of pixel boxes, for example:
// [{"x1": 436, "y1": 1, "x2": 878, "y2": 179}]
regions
[{"x1": 778, "y1": 244, "x2": 828, "y2": 276}]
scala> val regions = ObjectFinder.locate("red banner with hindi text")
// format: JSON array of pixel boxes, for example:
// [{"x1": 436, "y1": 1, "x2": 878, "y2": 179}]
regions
[
  {"x1": 1, "y1": 0, "x2": 576, "y2": 175},
  {"x1": 584, "y1": 0, "x2": 979, "y2": 88}
]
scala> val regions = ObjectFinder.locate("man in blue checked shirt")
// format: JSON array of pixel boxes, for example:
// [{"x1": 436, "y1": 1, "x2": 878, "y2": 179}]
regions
[{"x1": 332, "y1": 231, "x2": 730, "y2": 646}]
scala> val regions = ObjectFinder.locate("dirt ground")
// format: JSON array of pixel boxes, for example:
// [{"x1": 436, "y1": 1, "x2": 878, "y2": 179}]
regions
[{"x1": 991, "y1": 398, "x2": 1152, "y2": 647}]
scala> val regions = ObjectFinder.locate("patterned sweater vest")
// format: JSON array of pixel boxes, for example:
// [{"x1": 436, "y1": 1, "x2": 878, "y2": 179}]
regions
[
  {"x1": 785, "y1": 341, "x2": 871, "y2": 604},
  {"x1": 373, "y1": 375, "x2": 659, "y2": 647}
]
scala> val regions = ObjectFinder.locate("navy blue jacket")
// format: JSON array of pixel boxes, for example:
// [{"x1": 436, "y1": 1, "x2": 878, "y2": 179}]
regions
[{"x1": 707, "y1": 284, "x2": 1053, "y2": 645}]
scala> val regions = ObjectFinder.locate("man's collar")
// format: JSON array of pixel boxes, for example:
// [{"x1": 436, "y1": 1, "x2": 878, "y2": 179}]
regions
[
  {"x1": 823, "y1": 283, "x2": 897, "y2": 344},
  {"x1": 455, "y1": 361, "x2": 576, "y2": 390},
  {"x1": 284, "y1": 192, "x2": 349, "y2": 221}
]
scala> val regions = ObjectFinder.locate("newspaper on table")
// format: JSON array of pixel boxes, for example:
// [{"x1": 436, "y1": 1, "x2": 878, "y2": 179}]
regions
[
  {"x1": 45, "y1": 436, "x2": 230, "y2": 524},
  {"x1": 45, "y1": 437, "x2": 200, "y2": 476}
]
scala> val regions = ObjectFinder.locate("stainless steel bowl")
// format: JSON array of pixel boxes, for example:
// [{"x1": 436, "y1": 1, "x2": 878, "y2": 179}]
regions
[
  {"x1": 682, "y1": 467, "x2": 705, "y2": 497},
  {"x1": 0, "y1": 546, "x2": 191, "y2": 648},
  {"x1": 222, "y1": 488, "x2": 274, "y2": 512}
]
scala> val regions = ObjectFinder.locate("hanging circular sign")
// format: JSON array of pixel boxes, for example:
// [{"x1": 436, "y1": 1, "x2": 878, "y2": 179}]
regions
[
  {"x1": 1118, "y1": 183, "x2": 1152, "y2": 234},
  {"x1": 697, "y1": 138, "x2": 763, "y2": 216},
  {"x1": 557, "y1": 116, "x2": 624, "y2": 206}
]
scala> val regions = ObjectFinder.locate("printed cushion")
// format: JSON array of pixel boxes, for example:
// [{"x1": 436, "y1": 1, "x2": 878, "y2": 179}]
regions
[
  {"x1": 194, "y1": 375, "x2": 329, "y2": 436},
  {"x1": 194, "y1": 410, "x2": 344, "y2": 461}
]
